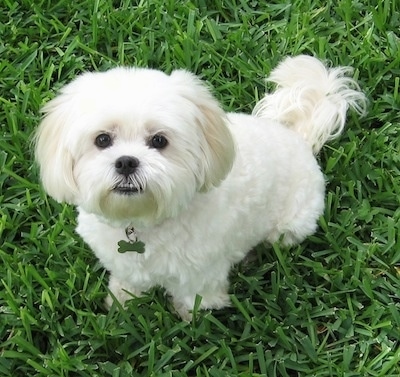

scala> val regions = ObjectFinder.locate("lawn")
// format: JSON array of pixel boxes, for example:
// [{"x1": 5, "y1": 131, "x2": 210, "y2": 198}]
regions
[{"x1": 1, "y1": 0, "x2": 400, "y2": 376}]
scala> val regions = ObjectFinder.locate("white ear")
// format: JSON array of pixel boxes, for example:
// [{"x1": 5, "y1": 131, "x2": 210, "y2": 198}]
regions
[
  {"x1": 170, "y1": 70, "x2": 235, "y2": 191},
  {"x1": 34, "y1": 95, "x2": 79, "y2": 203}
]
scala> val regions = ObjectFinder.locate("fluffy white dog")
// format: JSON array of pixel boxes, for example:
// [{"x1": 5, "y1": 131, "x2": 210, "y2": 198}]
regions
[{"x1": 35, "y1": 55, "x2": 366, "y2": 319}]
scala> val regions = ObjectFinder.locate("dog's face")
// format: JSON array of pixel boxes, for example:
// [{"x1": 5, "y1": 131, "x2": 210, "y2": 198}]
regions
[{"x1": 35, "y1": 68, "x2": 235, "y2": 226}]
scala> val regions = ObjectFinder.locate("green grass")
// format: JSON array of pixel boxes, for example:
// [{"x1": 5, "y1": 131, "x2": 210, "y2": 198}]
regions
[{"x1": 1, "y1": 0, "x2": 400, "y2": 375}]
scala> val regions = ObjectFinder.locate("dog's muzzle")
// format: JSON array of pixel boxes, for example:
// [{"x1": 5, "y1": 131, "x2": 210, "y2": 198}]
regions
[{"x1": 113, "y1": 156, "x2": 143, "y2": 194}]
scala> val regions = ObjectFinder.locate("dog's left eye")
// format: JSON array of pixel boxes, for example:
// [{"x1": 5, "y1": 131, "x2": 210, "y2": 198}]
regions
[
  {"x1": 150, "y1": 134, "x2": 168, "y2": 149},
  {"x1": 95, "y1": 133, "x2": 112, "y2": 149}
]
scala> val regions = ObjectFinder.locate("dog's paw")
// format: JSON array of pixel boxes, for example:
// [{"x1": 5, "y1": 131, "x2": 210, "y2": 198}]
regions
[
  {"x1": 104, "y1": 275, "x2": 140, "y2": 310},
  {"x1": 172, "y1": 301, "x2": 193, "y2": 322},
  {"x1": 172, "y1": 290, "x2": 231, "y2": 321}
]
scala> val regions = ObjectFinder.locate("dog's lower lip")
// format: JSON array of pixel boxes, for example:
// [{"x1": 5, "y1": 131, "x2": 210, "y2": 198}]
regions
[{"x1": 113, "y1": 184, "x2": 142, "y2": 195}]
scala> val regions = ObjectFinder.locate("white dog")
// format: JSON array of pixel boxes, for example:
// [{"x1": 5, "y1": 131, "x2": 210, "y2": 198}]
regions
[{"x1": 35, "y1": 56, "x2": 366, "y2": 319}]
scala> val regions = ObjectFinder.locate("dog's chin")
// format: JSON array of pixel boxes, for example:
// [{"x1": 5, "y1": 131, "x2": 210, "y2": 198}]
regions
[
  {"x1": 77, "y1": 185, "x2": 158, "y2": 227},
  {"x1": 106, "y1": 188, "x2": 157, "y2": 223},
  {"x1": 77, "y1": 168, "x2": 200, "y2": 227}
]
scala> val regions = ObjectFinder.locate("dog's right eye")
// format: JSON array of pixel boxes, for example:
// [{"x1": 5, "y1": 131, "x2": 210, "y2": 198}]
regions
[{"x1": 95, "y1": 133, "x2": 112, "y2": 149}]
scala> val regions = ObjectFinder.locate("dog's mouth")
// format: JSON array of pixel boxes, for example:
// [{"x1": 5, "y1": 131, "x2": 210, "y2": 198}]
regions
[{"x1": 112, "y1": 182, "x2": 143, "y2": 195}]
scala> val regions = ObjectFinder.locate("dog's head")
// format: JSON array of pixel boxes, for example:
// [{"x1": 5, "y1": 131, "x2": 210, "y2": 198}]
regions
[{"x1": 35, "y1": 68, "x2": 235, "y2": 225}]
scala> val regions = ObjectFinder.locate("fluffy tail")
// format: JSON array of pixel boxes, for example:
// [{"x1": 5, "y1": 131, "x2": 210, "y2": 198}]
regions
[{"x1": 252, "y1": 55, "x2": 367, "y2": 154}]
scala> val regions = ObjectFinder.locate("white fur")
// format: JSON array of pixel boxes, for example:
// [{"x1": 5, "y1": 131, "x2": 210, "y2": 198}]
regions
[
  {"x1": 253, "y1": 55, "x2": 367, "y2": 153},
  {"x1": 35, "y1": 55, "x2": 367, "y2": 319}
]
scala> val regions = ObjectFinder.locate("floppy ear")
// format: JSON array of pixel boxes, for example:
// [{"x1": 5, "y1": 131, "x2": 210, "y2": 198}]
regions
[
  {"x1": 170, "y1": 70, "x2": 235, "y2": 191},
  {"x1": 34, "y1": 95, "x2": 79, "y2": 203}
]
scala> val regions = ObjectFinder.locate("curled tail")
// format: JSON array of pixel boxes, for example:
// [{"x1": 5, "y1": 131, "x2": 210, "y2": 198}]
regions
[{"x1": 253, "y1": 55, "x2": 367, "y2": 154}]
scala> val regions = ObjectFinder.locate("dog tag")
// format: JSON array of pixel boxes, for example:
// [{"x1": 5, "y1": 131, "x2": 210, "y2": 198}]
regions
[{"x1": 118, "y1": 240, "x2": 146, "y2": 254}]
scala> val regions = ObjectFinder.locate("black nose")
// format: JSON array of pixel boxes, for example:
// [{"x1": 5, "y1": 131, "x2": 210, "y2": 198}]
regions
[{"x1": 115, "y1": 156, "x2": 139, "y2": 176}]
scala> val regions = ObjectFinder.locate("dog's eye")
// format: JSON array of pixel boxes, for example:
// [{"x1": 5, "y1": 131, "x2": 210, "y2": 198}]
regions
[
  {"x1": 150, "y1": 134, "x2": 168, "y2": 149},
  {"x1": 95, "y1": 133, "x2": 112, "y2": 149}
]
